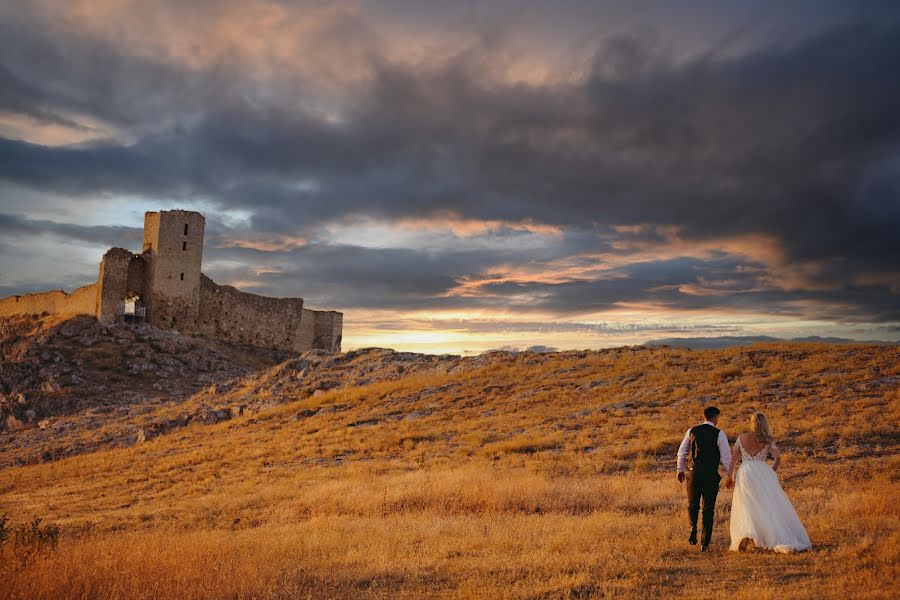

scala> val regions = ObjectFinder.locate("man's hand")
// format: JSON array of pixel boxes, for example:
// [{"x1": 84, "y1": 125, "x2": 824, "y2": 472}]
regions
[
  {"x1": 725, "y1": 477, "x2": 734, "y2": 489},
  {"x1": 677, "y1": 472, "x2": 685, "y2": 483}
]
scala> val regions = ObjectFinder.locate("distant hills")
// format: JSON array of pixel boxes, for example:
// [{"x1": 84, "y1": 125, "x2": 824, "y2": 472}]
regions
[{"x1": 642, "y1": 335, "x2": 896, "y2": 349}]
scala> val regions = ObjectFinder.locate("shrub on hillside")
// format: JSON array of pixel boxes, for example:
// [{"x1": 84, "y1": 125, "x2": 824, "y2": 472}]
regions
[{"x1": 1, "y1": 515, "x2": 61, "y2": 560}]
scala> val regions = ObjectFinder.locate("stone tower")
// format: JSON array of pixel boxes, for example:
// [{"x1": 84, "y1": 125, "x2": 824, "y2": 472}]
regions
[
  {"x1": 143, "y1": 210, "x2": 205, "y2": 333},
  {"x1": 0, "y1": 207, "x2": 342, "y2": 352}
]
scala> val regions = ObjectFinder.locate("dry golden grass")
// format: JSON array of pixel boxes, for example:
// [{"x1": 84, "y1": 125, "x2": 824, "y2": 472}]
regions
[{"x1": 1, "y1": 343, "x2": 899, "y2": 598}]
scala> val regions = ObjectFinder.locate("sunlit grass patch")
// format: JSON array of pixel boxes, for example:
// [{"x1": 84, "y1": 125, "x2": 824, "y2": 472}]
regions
[{"x1": 1, "y1": 342, "x2": 898, "y2": 598}]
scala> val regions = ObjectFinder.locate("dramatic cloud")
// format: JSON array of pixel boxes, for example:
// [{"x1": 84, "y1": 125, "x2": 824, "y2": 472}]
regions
[
  {"x1": 1, "y1": 1, "x2": 898, "y2": 351},
  {"x1": 0, "y1": 213, "x2": 141, "y2": 248}
]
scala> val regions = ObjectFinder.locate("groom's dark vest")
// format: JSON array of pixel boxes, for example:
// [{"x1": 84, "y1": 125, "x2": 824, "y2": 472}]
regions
[{"x1": 688, "y1": 423, "x2": 721, "y2": 472}]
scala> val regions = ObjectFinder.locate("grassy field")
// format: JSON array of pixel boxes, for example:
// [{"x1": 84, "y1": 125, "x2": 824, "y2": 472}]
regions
[{"x1": 1, "y1": 343, "x2": 898, "y2": 598}]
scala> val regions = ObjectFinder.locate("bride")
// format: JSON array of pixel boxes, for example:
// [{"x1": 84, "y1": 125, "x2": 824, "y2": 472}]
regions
[{"x1": 725, "y1": 412, "x2": 811, "y2": 553}]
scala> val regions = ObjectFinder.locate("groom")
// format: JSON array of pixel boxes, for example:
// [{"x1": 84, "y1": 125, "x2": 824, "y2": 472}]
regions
[{"x1": 676, "y1": 406, "x2": 732, "y2": 552}]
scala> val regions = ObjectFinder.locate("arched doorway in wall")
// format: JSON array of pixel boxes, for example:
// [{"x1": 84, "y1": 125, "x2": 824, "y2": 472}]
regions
[{"x1": 122, "y1": 292, "x2": 146, "y2": 324}]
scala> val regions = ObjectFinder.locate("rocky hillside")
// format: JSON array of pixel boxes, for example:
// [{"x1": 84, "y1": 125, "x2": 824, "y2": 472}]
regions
[
  {"x1": 3, "y1": 315, "x2": 898, "y2": 470},
  {"x1": 0, "y1": 314, "x2": 290, "y2": 465},
  {"x1": 0, "y1": 315, "x2": 520, "y2": 467}
]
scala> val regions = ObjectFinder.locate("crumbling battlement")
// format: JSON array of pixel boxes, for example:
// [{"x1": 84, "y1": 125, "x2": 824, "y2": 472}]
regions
[
  {"x1": 0, "y1": 284, "x2": 99, "y2": 319},
  {"x1": 0, "y1": 210, "x2": 342, "y2": 353},
  {"x1": 199, "y1": 275, "x2": 305, "y2": 351}
]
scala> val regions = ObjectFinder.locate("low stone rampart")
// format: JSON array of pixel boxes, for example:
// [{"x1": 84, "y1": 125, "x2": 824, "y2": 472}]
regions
[
  {"x1": 198, "y1": 275, "x2": 305, "y2": 351},
  {"x1": 0, "y1": 283, "x2": 99, "y2": 319}
]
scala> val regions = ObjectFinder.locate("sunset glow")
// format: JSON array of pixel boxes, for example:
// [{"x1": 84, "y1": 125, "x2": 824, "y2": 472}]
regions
[{"x1": 1, "y1": 1, "x2": 898, "y2": 354}]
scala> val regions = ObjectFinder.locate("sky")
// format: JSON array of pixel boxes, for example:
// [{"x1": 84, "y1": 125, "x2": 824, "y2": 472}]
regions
[{"x1": 1, "y1": 0, "x2": 899, "y2": 354}]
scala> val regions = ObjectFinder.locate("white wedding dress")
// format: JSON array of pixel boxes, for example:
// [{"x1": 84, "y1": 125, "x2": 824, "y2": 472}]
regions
[{"x1": 729, "y1": 437, "x2": 811, "y2": 553}]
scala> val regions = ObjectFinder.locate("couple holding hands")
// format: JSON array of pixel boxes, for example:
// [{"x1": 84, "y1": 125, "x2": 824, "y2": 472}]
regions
[{"x1": 676, "y1": 406, "x2": 811, "y2": 553}]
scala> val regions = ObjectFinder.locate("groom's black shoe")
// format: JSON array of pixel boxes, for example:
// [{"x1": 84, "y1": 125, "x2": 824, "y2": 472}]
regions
[{"x1": 688, "y1": 529, "x2": 697, "y2": 545}]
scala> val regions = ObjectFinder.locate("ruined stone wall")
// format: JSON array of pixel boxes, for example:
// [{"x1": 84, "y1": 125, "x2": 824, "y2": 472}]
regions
[
  {"x1": 143, "y1": 210, "x2": 205, "y2": 333},
  {"x1": 95, "y1": 248, "x2": 149, "y2": 323},
  {"x1": 297, "y1": 308, "x2": 343, "y2": 352},
  {"x1": 0, "y1": 283, "x2": 99, "y2": 318},
  {"x1": 198, "y1": 275, "x2": 305, "y2": 351},
  {"x1": 96, "y1": 248, "x2": 132, "y2": 323}
]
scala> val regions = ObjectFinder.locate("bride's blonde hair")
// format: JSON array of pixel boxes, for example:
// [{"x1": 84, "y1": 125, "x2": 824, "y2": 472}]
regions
[{"x1": 751, "y1": 412, "x2": 775, "y2": 444}]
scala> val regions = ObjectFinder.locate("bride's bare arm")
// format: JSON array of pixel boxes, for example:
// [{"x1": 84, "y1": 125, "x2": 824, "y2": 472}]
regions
[
  {"x1": 726, "y1": 435, "x2": 742, "y2": 482},
  {"x1": 770, "y1": 441, "x2": 781, "y2": 472}
]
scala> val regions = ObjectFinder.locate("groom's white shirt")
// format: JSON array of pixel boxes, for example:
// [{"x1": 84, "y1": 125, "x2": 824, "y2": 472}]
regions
[{"x1": 676, "y1": 421, "x2": 731, "y2": 473}]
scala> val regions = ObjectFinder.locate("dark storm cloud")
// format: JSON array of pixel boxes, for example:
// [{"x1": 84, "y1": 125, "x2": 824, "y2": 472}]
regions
[
  {"x1": 203, "y1": 242, "x2": 524, "y2": 311},
  {"x1": 0, "y1": 213, "x2": 142, "y2": 249},
  {"x1": 451, "y1": 253, "x2": 900, "y2": 323},
  {"x1": 0, "y1": 2, "x2": 898, "y2": 326},
  {"x1": 3, "y1": 16, "x2": 899, "y2": 247},
  {"x1": 0, "y1": 10, "x2": 234, "y2": 131}
]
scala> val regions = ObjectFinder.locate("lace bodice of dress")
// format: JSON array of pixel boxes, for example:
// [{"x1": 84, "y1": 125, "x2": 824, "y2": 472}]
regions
[{"x1": 737, "y1": 436, "x2": 770, "y2": 462}]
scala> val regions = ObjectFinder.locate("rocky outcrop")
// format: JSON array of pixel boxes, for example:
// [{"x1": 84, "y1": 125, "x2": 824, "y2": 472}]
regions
[
  {"x1": 0, "y1": 314, "x2": 293, "y2": 465},
  {"x1": 0, "y1": 315, "x2": 258, "y2": 425}
]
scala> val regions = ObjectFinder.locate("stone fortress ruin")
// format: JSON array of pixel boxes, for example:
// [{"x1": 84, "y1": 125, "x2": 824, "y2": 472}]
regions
[{"x1": 0, "y1": 210, "x2": 342, "y2": 352}]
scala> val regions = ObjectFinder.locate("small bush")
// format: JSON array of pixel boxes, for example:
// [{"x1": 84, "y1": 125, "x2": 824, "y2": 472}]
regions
[{"x1": 12, "y1": 516, "x2": 60, "y2": 559}]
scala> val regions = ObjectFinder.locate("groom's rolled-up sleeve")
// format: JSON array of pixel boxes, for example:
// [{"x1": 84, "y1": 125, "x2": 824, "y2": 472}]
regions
[
  {"x1": 718, "y1": 431, "x2": 732, "y2": 472},
  {"x1": 676, "y1": 429, "x2": 691, "y2": 472}
]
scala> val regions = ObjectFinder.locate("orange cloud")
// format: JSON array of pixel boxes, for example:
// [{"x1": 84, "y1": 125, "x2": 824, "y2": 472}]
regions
[
  {"x1": 225, "y1": 279, "x2": 262, "y2": 290},
  {"x1": 599, "y1": 225, "x2": 841, "y2": 293},
  {"x1": 444, "y1": 257, "x2": 620, "y2": 297},
  {"x1": 607, "y1": 224, "x2": 784, "y2": 266},
  {"x1": 216, "y1": 235, "x2": 307, "y2": 252},
  {"x1": 0, "y1": 111, "x2": 125, "y2": 147},
  {"x1": 393, "y1": 211, "x2": 563, "y2": 238},
  {"x1": 442, "y1": 224, "x2": 842, "y2": 300}
]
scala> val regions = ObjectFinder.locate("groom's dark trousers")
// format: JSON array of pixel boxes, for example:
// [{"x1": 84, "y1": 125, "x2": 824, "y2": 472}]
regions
[
  {"x1": 685, "y1": 423, "x2": 723, "y2": 547},
  {"x1": 686, "y1": 466, "x2": 720, "y2": 547}
]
